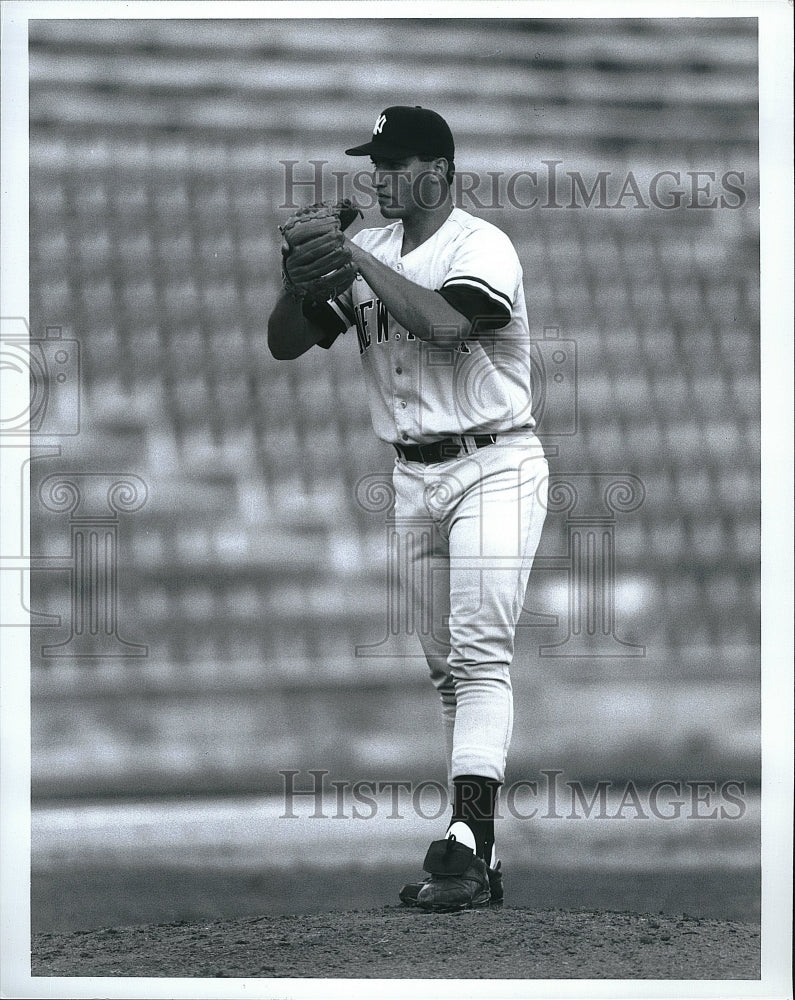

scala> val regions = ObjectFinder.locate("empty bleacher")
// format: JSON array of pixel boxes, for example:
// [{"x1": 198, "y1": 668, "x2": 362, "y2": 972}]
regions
[{"x1": 28, "y1": 17, "x2": 759, "y2": 796}]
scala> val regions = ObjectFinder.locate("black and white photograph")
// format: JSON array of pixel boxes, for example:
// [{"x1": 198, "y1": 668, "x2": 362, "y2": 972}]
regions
[{"x1": 0, "y1": 1, "x2": 792, "y2": 996}]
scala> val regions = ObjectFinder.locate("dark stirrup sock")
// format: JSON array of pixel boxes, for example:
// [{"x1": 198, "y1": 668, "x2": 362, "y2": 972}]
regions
[{"x1": 452, "y1": 774, "x2": 500, "y2": 863}]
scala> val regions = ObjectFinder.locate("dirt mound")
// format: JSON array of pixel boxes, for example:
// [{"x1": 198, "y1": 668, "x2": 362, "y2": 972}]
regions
[{"x1": 33, "y1": 905, "x2": 759, "y2": 980}]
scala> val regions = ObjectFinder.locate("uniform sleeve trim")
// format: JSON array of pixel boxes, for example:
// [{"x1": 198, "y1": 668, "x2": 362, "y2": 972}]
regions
[
  {"x1": 441, "y1": 275, "x2": 513, "y2": 312},
  {"x1": 330, "y1": 298, "x2": 355, "y2": 327},
  {"x1": 437, "y1": 286, "x2": 511, "y2": 330}
]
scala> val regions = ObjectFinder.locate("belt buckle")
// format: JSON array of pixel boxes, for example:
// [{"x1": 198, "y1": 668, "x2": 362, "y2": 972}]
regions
[{"x1": 440, "y1": 438, "x2": 463, "y2": 461}]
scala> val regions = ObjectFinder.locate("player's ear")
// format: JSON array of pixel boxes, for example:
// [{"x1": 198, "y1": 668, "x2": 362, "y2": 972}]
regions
[{"x1": 431, "y1": 157, "x2": 449, "y2": 180}]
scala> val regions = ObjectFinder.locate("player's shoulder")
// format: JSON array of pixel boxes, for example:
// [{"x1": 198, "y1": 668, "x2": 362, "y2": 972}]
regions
[
  {"x1": 447, "y1": 208, "x2": 515, "y2": 244},
  {"x1": 351, "y1": 221, "x2": 401, "y2": 250},
  {"x1": 446, "y1": 208, "x2": 518, "y2": 254}
]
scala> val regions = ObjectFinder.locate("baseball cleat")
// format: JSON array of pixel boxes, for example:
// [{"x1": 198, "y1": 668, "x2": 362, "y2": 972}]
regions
[
  {"x1": 399, "y1": 859, "x2": 503, "y2": 908},
  {"x1": 405, "y1": 835, "x2": 495, "y2": 912}
]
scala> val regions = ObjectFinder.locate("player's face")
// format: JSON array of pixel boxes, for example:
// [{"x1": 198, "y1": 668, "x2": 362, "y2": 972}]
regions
[{"x1": 370, "y1": 156, "x2": 440, "y2": 218}]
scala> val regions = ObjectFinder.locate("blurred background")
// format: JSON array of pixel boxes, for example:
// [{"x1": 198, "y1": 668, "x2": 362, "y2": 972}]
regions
[{"x1": 27, "y1": 17, "x2": 760, "y2": 931}]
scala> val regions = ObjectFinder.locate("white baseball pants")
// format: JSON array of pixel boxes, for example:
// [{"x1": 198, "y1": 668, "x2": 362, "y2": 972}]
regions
[{"x1": 392, "y1": 431, "x2": 548, "y2": 785}]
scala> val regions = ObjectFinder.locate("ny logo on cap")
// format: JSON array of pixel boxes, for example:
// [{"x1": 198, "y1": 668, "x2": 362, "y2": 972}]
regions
[{"x1": 373, "y1": 113, "x2": 387, "y2": 135}]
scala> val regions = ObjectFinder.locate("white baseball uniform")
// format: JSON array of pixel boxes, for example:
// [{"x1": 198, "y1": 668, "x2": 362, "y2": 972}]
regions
[{"x1": 318, "y1": 206, "x2": 548, "y2": 785}]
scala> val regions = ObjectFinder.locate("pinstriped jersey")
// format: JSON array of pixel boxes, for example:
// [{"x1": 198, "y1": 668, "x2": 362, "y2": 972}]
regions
[{"x1": 330, "y1": 207, "x2": 534, "y2": 446}]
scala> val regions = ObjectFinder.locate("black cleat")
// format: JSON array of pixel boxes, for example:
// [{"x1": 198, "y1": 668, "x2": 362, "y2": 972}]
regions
[
  {"x1": 399, "y1": 836, "x2": 504, "y2": 913},
  {"x1": 399, "y1": 860, "x2": 503, "y2": 908}
]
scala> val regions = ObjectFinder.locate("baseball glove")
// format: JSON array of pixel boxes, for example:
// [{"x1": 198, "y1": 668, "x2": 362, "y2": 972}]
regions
[{"x1": 280, "y1": 199, "x2": 362, "y2": 304}]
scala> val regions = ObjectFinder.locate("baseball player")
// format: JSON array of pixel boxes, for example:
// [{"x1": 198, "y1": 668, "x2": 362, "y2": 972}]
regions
[{"x1": 268, "y1": 106, "x2": 548, "y2": 911}]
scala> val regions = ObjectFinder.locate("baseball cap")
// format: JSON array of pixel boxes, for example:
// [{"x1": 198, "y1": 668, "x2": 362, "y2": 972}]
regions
[{"x1": 345, "y1": 106, "x2": 455, "y2": 161}]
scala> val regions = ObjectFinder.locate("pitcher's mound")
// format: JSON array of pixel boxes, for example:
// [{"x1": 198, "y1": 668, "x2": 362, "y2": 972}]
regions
[{"x1": 32, "y1": 905, "x2": 760, "y2": 980}]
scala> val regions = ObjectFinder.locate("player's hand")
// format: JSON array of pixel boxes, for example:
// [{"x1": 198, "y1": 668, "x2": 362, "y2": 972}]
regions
[
  {"x1": 280, "y1": 200, "x2": 362, "y2": 304},
  {"x1": 342, "y1": 233, "x2": 367, "y2": 270}
]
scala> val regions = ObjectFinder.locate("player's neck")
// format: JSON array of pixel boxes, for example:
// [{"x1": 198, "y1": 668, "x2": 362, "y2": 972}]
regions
[{"x1": 400, "y1": 202, "x2": 454, "y2": 256}]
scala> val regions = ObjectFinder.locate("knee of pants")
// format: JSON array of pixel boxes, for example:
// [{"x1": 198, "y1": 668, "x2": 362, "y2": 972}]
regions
[
  {"x1": 447, "y1": 627, "x2": 515, "y2": 684},
  {"x1": 414, "y1": 626, "x2": 456, "y2": 695},
  {"x1": 416, "y1": 638, "x2": 453, "y2": 691},
  {"x1": 426, "y1": 656, "x2": 456, "y2": 700},
  {"x1": 447, "y1": 648, "x2": 513, "y2": 687}
]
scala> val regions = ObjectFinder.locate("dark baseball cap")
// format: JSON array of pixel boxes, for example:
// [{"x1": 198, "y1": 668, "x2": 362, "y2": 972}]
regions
[{"x1": 345, "y1": 106, "x2": 455, "y2": 161}]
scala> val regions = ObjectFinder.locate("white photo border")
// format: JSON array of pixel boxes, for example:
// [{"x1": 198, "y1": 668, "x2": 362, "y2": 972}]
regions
[{"x1": 1, "y1": 2, "x2": 792, "y2": 998}]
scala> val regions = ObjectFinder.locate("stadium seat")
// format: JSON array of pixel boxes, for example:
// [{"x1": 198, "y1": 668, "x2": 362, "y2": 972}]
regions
[{"x1": 27, "y1": 18, "x2": 760, "y2": 770}]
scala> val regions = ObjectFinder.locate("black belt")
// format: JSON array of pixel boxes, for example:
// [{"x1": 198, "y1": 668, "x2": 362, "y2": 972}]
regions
[{"x1": 394, "y1": 434, "x2": 497, "y2": 464}]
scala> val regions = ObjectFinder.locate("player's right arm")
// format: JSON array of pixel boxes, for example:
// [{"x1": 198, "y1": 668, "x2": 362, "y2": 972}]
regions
[{"x1": 267, "y1": 293, "x2": 347, "y2": 360}]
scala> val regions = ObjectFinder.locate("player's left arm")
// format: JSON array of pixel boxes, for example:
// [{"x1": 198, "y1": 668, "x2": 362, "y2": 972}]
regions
[
  {"x1": 345, "y1": 227, "x2": 516, "y2": 343},
  {"x1": 346, "y1": 242, "x2": 471, "y2": 343}
]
